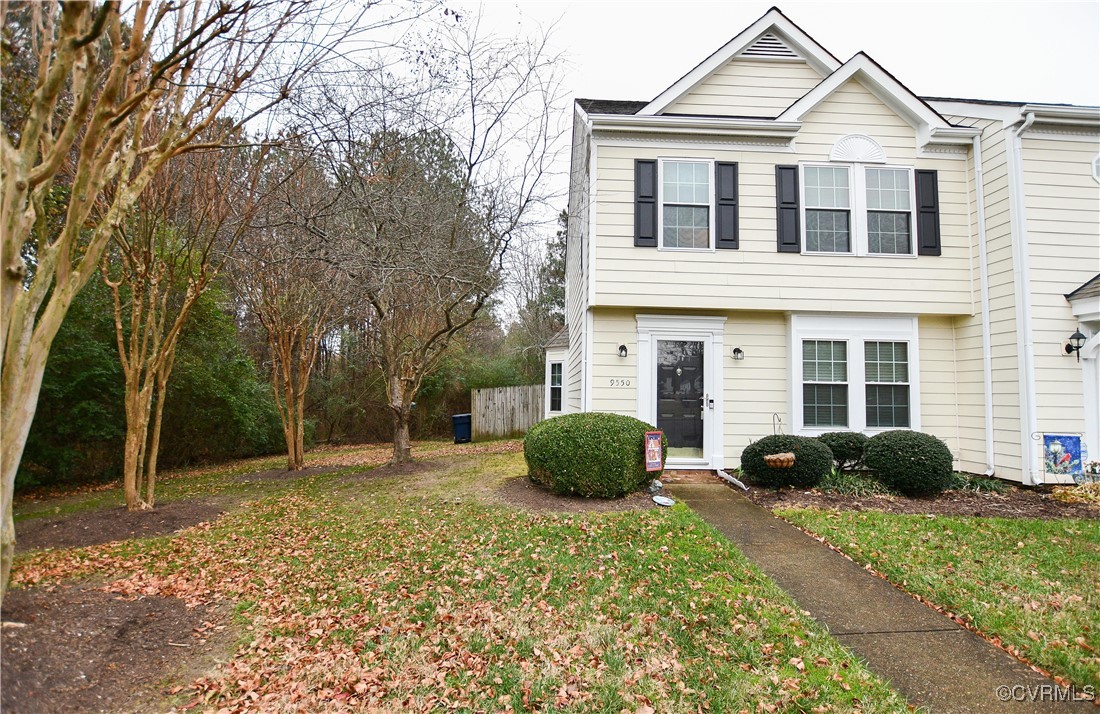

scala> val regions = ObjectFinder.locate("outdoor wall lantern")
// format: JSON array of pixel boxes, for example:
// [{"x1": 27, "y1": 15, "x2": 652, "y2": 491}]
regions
[
  {"x1": 1065, "y1": 328, "x2": 1087, "y2": 362},
  {"x1": 618, "y1": 344, "x2": 628, "y2": 358},
  {"x1": 731, "y1": 347, "x2": 745, "y2": 361}
]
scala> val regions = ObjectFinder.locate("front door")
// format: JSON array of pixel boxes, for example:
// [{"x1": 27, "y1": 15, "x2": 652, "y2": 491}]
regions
[{"x1": 656, "y1": 339, "x2": 705, "y2": 460}]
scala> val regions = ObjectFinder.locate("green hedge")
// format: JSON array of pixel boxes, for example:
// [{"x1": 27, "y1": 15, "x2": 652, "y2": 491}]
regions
[
  {"x1": 524, "y1": 412, "x2": 665, "y2": 498},
  {"x1": 865, "y1": 430, "x2": 954, "y2": 496},
  {"x1": 741, "y1": 434, "x2": 832, "y2": 489},
  {"x1": 816, "y1": 431, "x2": 868, "y2": 472}
]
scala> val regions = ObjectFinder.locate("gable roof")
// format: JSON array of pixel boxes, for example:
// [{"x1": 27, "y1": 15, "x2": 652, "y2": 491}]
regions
[
  {"x1": 639, "y1": 7, "x2": 841, "y2": 116},
  {"x1": 1066, "y1": 274, "x2": 1100, "y2": 302},
  {"x1": 576, "y1": 99, "x2": 647, "y2": 116}
]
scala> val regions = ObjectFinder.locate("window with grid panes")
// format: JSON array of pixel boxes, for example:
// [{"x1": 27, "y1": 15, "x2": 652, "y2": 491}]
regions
[
  {"x1": 661, "y1": 160, "x2": 711, "y2": 249},
  {"x1": 802, "y1": 340, "x2": 848, "y2": 427},
  {"x1": 866, "y1": 168, "x2": 912, "y2": 254},
  {"x1": 864, "y1": 341, "x2": 910, "y2": 427},
  {"x1": 803, "y1": 166, "x2": 851, "y2": 253},
  {"x1": 549, "y1": 362, "x2": 562, "y2": 413}
]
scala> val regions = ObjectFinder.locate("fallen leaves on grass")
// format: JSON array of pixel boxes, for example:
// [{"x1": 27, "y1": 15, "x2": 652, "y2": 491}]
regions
[{"x1": 14, "y1": 457, "x2": 906, "y2": 713}]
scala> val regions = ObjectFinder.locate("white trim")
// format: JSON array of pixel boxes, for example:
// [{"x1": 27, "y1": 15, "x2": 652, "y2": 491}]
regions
[
  {"x1": 777, "y1": 54, "x2": 954, "y2": 149},
  {"x1": 1093, "y1": 155, "x2": 1100, "y2": 184},
  {"x1": 1006, "y1": 118, "x2": 1040, "y2": 485},
  {"x1": 591, "y1": 136, "x2": 796, "y2": 153},
  {"x1": 790, "y1": 315, "x2": 922, "y2": 436},
  {"x1": 588, "y1": 114, "x2": 801, "y2": 141},
  {"x1": 587, "y1": 137, "x2": 598, "y2": 307},
  {"x1": 640, "y1": 9, "x2": 839, "y2": 116},
  {"x1": 583, "y1": 310, "x2": 593, "y2": 412},
  {"x1": 972, "y1": 134, "x2": 996, "y2": 474},
  {"x1": 545, "y1": 356, "x2": 564, "y2": 418},
  {"x1": 657, "y1": 157, "x2": 716, "y2": 252},
  {"x1": 635, "y1": 314, "x2": 726, "y2": 469}
]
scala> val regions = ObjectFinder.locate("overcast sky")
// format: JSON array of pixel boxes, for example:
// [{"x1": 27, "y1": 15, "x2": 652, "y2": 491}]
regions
[{"x1": 461, "y1": 0, "x2": 1100, "y2": 107}]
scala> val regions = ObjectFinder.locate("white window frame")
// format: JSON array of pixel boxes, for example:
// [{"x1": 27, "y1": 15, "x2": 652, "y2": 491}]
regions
[
  {"x1": 657, "y1": 158, "x2": 716, "y2": 252},
  {"x1": 790, "y1": 315, "x2": 921, "y2": 436},
  {"x1": 801, "y1": 338, "x2": 850, "y2": 429},
  {"x1": 800, "y1": 163, "x2": 918, "y2": 258},
  {"x1": 545, "y1": 359, "x2": 563, "y2": 416}
]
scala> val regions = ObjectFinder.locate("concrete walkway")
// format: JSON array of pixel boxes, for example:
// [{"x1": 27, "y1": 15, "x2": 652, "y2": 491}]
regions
[{"x1": 668, "y1": 483, "x2": 1092, "y2": 713}]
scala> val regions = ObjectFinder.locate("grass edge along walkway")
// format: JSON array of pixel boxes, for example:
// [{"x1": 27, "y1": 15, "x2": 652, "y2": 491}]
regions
[{"x1": 669, "y1": 483, "x2": 1092, "y2": 713}]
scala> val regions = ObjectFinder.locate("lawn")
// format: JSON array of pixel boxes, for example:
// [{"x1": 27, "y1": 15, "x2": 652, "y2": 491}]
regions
[
  {"x1": 780, "y1": 509, "x2": 1100, "y2": 690},
  {"x1": 10, "y1": 448, "x2": 912, "y2": 713}
]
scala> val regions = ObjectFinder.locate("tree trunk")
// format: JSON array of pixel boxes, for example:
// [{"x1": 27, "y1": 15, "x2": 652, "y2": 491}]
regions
[
  {"x1": 389, "y1": 375, "x2": 413, "y2": 463},
  {"x1": 122, "y1": 379, "x2": 155, "y2": 511}
]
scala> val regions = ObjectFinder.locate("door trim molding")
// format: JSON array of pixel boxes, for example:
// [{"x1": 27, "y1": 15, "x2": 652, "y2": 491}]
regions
[{"x1": 636, "y1": 314, "x2": 726, "y2": 469}]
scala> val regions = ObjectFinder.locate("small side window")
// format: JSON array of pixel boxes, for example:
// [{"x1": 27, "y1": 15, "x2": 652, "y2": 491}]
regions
[{"x1": 549, "y1": 362, "x2": 563, "y2": 413}]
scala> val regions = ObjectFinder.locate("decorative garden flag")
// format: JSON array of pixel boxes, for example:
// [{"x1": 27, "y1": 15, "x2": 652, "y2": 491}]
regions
[{"x1": 645, "y1": 431, "x2": 664, "y2": 472}]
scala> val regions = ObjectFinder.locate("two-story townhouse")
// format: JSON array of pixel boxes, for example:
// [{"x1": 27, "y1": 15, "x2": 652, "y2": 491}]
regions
[{"x1": 549, "y1": 7, "x2": 1100, "y2": 485}]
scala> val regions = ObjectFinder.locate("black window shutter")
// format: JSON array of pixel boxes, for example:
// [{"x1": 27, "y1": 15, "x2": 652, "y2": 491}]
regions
[
  {"x1": 915, "y1": 169, "x2": 941, "y2": 256},
  {"x1": 715, "y1": 162, "x2": 739, "y2": 249},
  {"x1": 634, "y1": 160, "x2": 657, "y2": 247},
  {"x1": 775, "y1": 165, "x2": 800, "y2": 253}
]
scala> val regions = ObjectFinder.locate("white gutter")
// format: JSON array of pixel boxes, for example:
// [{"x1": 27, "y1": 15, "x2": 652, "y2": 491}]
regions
[
  {"x1": 972, "y1": 133, "x2": 996, "y2": 476},
  {"x1": 1019, "y1": 103, "x2": 1100, "y2": 128},
  {"x1": 588, "y1": 113, "x2": 802, "y2": 140},
  {"x1": 1007, "y1": 111, "x2": 1040, "y2": 484}
]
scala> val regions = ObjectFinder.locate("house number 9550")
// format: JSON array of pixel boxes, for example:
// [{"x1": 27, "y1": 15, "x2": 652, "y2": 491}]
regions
[{"x1": 609, "y1": 378, "x2": 631, "y2": 387}]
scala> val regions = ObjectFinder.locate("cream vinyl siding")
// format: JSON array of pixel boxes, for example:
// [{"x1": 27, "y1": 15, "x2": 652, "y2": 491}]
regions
[
  {"x1": 974, "y1": 122, "x2": 1024, "y2": 480},
  {"x1": 918, "y1": 316, "x2": 962, "y2": 459},
  {"x1": 663, "y1": 59, "x2": 823, "y2": 118},
  {"x1": 587, "y1": 309, "x2": 640, "y2": 417},
  {"x1": 564, "y1": 114, "x2": 591, "y2": 412},
  {"x1": 723, "y1": 312, "x2": 787, "y2": 467},
  {"x1": 592, "y1": 79, "x2": 973, "y2": 315},
  {"x1": 1022, "y1": 135, "x2": 1100, "y2": 455},
  {"x1": 945, "y1": 115, "x2": 1000, "y2": 474}
]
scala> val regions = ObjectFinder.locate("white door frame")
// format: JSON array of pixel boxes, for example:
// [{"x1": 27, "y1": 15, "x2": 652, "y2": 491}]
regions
[{"x1": 636, "y1": 314, "x2": 725, "y2": 470}]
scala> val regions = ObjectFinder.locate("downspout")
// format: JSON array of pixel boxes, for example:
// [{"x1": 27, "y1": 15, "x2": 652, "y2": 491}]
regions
[
  {"x1": 1007, "y1": 111, "x2": 1040, "y2": 484},
  {"x1": 972, "y1": 134, "x2": 996, "y2": 476}
]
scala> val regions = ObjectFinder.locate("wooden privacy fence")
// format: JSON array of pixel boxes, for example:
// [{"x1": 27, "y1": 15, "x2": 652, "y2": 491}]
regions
[{"x1": 471, "y1": 384, "x2": 543, "y2": 439}]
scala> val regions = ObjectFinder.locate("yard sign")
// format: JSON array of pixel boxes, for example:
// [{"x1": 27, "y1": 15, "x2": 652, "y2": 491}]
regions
[{"x1": 645, "y1": 431, "x2": 663, "y2": 472}]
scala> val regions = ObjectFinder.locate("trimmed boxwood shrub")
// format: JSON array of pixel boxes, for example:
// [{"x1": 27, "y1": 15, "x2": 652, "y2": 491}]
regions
[
  {"x1": 524, "y1": 412, "x2": 666, "y2": 498},
  {"x1": 864, "y1": 430, "x2": 954, "y2": 496},
  {"x1": 816, "y1": 431, "x2": 869, "y2": 472},
  {"x1": 741, "y1": 434, "x2": 832, "y2": 488}
]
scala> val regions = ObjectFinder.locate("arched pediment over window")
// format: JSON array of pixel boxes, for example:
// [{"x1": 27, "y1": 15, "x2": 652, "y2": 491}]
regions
[{"x1": 830, "y1": 134, "x2": 887, "y2": 163}]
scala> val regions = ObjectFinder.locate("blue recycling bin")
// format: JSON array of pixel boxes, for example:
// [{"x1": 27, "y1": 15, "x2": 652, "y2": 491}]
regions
[{"x1": 452, "y1": 413, "x2": 472, "y2": 444}]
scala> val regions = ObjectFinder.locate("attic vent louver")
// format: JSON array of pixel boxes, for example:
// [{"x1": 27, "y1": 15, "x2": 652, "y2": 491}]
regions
[{"x1": 740, "y1": 32, "x2": 801, "y2": 59}]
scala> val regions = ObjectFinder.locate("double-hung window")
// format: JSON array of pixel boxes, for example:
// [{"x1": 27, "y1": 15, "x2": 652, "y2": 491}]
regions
[
  {"x1": 804, "y1": 166, "x2": 852, "y2": 253},
  {"x1": 865, "y1": 341, "x2": 910, "y2": 428},
  {"x1": 660, "y1": 160, "x2": 712, "y2": 250},
  {"x1": 802, "y1": 340, "x2": 849, "y2": 428},
  {"x1": 792, "y1": 316, "x2": 920, "y2": 435},
  {"x1": 548, "y1": 362, "x2": 563, "y2": 413},
  {"x1": 801, "y1": 164, "x2": 916, "y2": 256}
]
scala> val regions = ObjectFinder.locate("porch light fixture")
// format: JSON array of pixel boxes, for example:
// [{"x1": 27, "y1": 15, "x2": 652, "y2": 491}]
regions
[
  {"x1": 731, "y1": 347, "x2": 745, "y2": 361},
  {"x1": 1065, "y1": 328, "x2": 1087, "y2": 362},
  {"x1": 618, "y1": 344, "x2": 628, "y2": 358}
]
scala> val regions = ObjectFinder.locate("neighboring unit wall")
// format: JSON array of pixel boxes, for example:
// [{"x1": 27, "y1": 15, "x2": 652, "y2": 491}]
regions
[
  {"x1": 564, "y1": 111, "x2": 591, "y2": 412},
  {"x1": 592, "y1": 79, "x2": 974, "y2": 315},
  {"x1": 918, "y1": 315, "x2": 962, "y2": 461},
  {"x1": 1022, "y1": 133, "x2": 1100, "y2": 480},
  {"x1": 663, "y1": 59, "x2": 823, "y2": 118}
]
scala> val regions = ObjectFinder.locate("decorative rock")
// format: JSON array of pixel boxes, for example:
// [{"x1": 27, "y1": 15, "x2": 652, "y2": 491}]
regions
[{"x1": 647, "y1": 479, "x2": 664, "y2": 495}]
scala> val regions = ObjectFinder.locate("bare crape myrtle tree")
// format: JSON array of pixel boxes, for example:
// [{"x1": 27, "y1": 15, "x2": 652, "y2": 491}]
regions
[{"x1": 0, "y1": 0, "x2": 363, "y2": 602}]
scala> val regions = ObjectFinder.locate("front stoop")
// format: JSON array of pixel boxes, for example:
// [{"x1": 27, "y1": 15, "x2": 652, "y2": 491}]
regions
[
  {"x1": 668, "y1": 483, "x2": 1092, "y2": 713},
  {"x1": 660, "y1": 469, "x2": 722, "y2": 484}
]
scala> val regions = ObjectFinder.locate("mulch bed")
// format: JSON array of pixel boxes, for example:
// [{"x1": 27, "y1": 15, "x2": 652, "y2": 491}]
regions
[
  {"x1": 496, "y1": 477, "x2": 661, "y2": 513},
  {"x1": 231, "y1": 465, "x2": 343, "y2": 483},
  {"x1": 16, "y1": 499, "x2": 228, "y2": 553},
  {"x1": 743, "y1": 484, "x2": 1099, "y2": 520},
  {"x1": 1, "y1": 584, "x2": 226, "y2": 714},
  {"x1": 338, "y1": 460, "x2": 440, "y2": 483}
]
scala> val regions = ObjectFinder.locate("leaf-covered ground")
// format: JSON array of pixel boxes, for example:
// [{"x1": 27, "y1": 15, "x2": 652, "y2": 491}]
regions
[
  {"x1": 11, "y1": 449, "x2": 911, "y2": 712},
  {"x1": 780, "y1": 509, "x2": 1100, "y2": 690}
]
